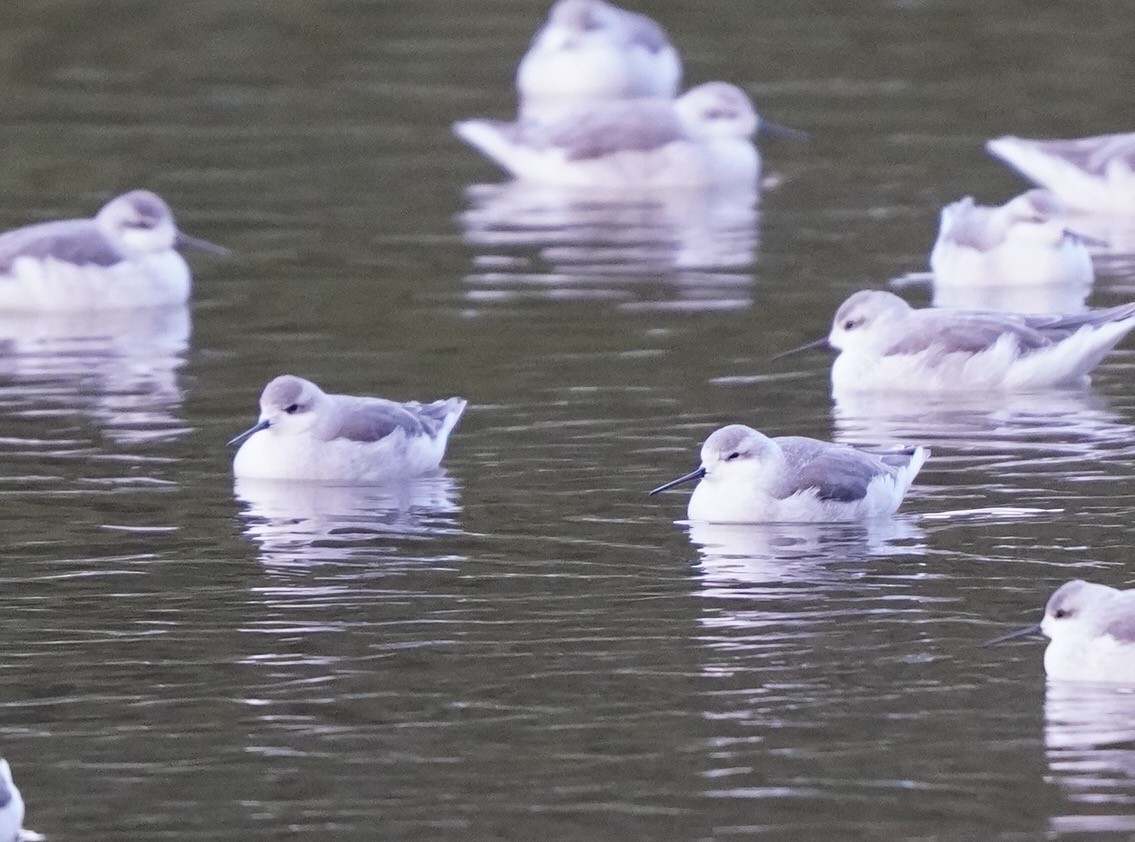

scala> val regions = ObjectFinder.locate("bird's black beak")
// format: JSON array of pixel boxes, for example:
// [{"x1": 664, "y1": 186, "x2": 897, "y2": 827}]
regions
[
  {"x1": 649, "y1": 466, "x2": 706, "y2": 495},
  {"x1": 980, "y1": 622, "x2": 1043, "y2": 648},
  {"x1": 177, "y1": 232, "x2": 232, "y2": 258},
  {"x1": 1063, "y1": 229, "x2": 1107, "y2": 247},
  {"x1": 227, "y1": 419, "x2": 270, "y2": 447},
  {"x1": 758, "y1": 120, "x2": 810, "y2": 142},
  {"x1": 772, "y1": 336, "x2": 832, "y2": 360}
]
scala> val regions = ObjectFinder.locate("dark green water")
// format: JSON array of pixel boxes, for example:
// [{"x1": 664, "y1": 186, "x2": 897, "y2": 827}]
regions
[{"x1": 1, "y1": 0, "x2": 1135, "y2": 838}]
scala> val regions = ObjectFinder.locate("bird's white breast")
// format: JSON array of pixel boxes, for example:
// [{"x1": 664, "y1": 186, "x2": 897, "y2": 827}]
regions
[{"x1": 0, "y1": 251, "x2": 191, "y2": 311}]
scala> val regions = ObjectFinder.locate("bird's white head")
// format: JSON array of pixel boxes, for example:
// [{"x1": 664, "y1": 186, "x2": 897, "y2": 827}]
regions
[
  {"x1": 540, "y1": 0, "x2": 611, "y2": 48},
  {"x1": 828, "y1": 290, "x2": 912, "y2": 353},
  {"x1": 257, "y1": 375, "x2": 328, "y2": 436},
  {"x1": 1040, "y1": 579, "x2": 1118, "y2": 641},
  {"x1": 96, "y1": 190, "x2": 179, "y2": 256},
  {"x1": 675, "y1": 83, "x2": 758, "y2": 140},
  {"x1": 700, "y1": 424, "x2": 776, "y2": 482}
]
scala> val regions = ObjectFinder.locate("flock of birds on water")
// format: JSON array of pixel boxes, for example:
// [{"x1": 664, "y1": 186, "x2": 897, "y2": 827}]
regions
[{"x1": 1, "y1": 1, "x2": 1135, "y2": 835}]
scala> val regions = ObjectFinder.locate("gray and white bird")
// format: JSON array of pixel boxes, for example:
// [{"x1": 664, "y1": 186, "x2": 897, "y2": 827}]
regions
[
  {"x1": 930, "y1": 189, "x2": 1093, "y2": 289},
  {"x1": 987, "y1": 132, "x2": 1135, "y2": 215},
  {"x1": 229, "y1": 375, "x2": 467, "y2": 482},
  {"x1": 456, "y1": 82, "x2": 804, "y2": 189},
  {"x1": 0, "y1": 190, "x2": 227, "y2": 311},
  {"x1": 516, "y1": 0, "x2": 682, "y2": 122},
  {"x1": 984, "y1": 580, "x2": 1135, "y2": 684},
  {"x1": 777, "y1": 290, "x2": 1135, "y2": 394},
  {"x1": 649, "y1": 424, "x2": 928, "y2": 523}
]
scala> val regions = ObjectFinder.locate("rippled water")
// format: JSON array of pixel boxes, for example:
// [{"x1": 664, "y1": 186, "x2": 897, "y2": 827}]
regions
[{"x1": 3, "y1": 0, "x2": 1135, "y2": 838}]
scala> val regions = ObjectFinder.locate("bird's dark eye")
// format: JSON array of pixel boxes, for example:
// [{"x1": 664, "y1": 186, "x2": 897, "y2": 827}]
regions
[
  {"x1": 284, "y1": 403, "x2": 300, "y2": 414},
  {"x1": 1054, "y1": 608, "x2": 1068, "y2": 619},
  {"x1": 726, "y1": 451, "x2": 741, "y2": 461},
  {"x1": 843, "y1": 318, "x2": 862, "y2": 331}
]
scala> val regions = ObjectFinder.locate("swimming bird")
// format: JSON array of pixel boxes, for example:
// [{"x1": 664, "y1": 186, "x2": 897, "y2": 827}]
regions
[
  {"x1": 930, "y1": 189, "x2": 1093, "y2": 289},
  {"x1": 983, "y1": 580, "x2": 1135, "y2": 684},
  {"x1": 0, "y1": 190, "x2": 228, "y2": 311},
  {"x1": 455, "y1": 82, "x2": 804, "y2": 189},
  {"x1": 516, "y1": 0, "x2": 681, "y2": 122},
  {"x1": 987, "y1": 133, "x2": 1135, "y2": 215},
  {"x1": 0, "y1": 759, "x2": 24, "y2": 842},
  {"x1": 648, "y1": 424, "x2": 928, "y2": 523},
  {"x1": 777, "y1": 290, "x2": 1135, "y2": 393},
  {"x1": 229, "y1": 375, "x2": 467, "y2": 482}
]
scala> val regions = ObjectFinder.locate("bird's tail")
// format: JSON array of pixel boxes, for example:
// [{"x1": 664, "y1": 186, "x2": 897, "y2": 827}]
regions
[{"x1": 454, "y1": 120, "x2": 535, "y2": 178}]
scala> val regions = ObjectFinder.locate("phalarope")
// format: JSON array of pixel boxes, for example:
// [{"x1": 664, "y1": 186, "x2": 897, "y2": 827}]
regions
[
  {"x1": 649, "y1": 423, "x2": 928, "y2": 523},
  {"x1": 456, "y1": 82, "x2": 804, "y2": 189},
  {"x1": 984, "y1": 580, "x2": 1135, "y2": 684},
  {"x1": 229, "y1": 375, "x2": 467, "y2": 483},
  {"x1": 0, "y1": 190, "x2": 227, "y2": 311},
  {"x1": 778, "y1": 289, "x2": 1135, "y2": 393},
  {"x1": 930, "y1": 189, "x2": 1093, "y2": 289}
]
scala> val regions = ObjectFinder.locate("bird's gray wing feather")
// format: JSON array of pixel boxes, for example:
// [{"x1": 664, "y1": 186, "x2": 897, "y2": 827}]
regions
[
  {"x1": 0, "y1": 220, "x2": 125, "y2": 273},
  {"x1": 538, "y1": 102, "x2": 686, "y2": 160},
  {"x1": 775, "y1": 438, "x2": 889, "y2": 503},
  {"x1": 884, "y1": 312, "x2": 1052, "y2": 357},
  {"x1": 1025, "y1": 134, "x2": 1135, "y2": 176},
  {"x1": 332, "y1": 400, "x2": 427, "y2": 443}
]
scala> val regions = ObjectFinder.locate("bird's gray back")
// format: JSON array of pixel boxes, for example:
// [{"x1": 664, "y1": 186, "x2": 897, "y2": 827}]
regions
[
  {"x1": 773, "y1": 437, "x2": 892, "y2": 503},
  {"x1": 533, "y1": 101, "x2": 686, "y2": 160},
  {"x1": 0, "y1": 219, "x2": 125, "y2": 273},
  {"x1": 885, "y1": 310, "x2": 1055, "y2": 357},
  {"x1": 331, "y1": 397, "x2": 431, "y2": 443},
  {"x1": 1030, "y1": 133, "x2": 1135, "y2": 176}
]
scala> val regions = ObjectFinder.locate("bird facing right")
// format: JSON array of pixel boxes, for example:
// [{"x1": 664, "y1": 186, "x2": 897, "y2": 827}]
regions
[
  {"x1": 0, "y1": 190, "x2": 228, "y2": 311},
  {"x1": 455, "y1": 82, "x2": 804, "y2": 189},
  {"x1": 983, "y1": 580, "x2": 1135, "y2": 684},
  {"x1": 229, "y1": 375, "x2": 467, "y2": 483},
  {"x1": 649, "y1": 424, "x2": 928, "y2": 523},
  {"x1": 930, "y1": 189, "x2": 1093, "y2": 289}
]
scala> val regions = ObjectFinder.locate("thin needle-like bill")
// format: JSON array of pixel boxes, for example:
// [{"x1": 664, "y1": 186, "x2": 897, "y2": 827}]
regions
[
  {"x1": 759, "y1": 120, "x2": 810, "y2": 142},
  {"x1": 649, "y1": 467, "x2": 706, "y2": 495},
  {"x1": 176, "y1": 232, "x2": 232, "y2": 258},
  {"x1": 772, "y1": 336, "x2": 831, "y2": 360},
  {"x1": 228, "y1": 419, "x2": 270, "y2": 447},
  {"x1": 980, "y1": 622, "x2": 1043, "y2": 647},
  {"x1": 1064, "y1": 229, "x2": 1108, "y2": 247}
]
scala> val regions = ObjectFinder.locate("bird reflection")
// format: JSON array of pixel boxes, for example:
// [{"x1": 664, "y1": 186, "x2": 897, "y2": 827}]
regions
[
  {"x1": 687, "y1": 517, "x2": 925, "y2": 594},
  {"x1": 0, "y1": 306, "x2": 190, "y2": 444},
  {"x1": 234, "y1": 473, "x2": 462, "y2": 567},
  {"x1": 834, "y1": 389, "x2": 1135, "y2": 518},
  {"x1": 459, "y1": 180, "x2": 758, "y2": 310},
  {"x1": 1044, "y1": 681, "x2": 1135, "y2": 835},
  {"x1": 833, "y1": 388, "x2": 1131, "y2": 455}
]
